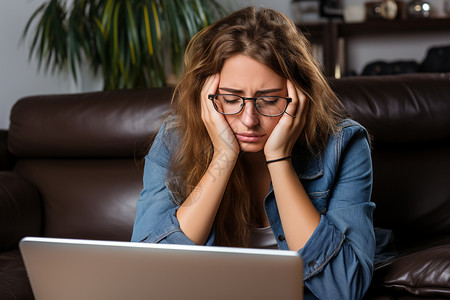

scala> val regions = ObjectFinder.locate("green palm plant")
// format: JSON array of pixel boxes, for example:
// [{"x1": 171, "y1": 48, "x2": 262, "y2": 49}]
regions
[{"x1": 23, "y1": 0, "x2": 227, "y2": 89}]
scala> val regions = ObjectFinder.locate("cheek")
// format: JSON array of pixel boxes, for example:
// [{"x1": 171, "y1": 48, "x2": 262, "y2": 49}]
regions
[
  {"x1": 224, "y1": 115, "x2": 239, "y2": 132},
  {"x1": 262, "y1": 117, "x2": 281, "y2": 134}
]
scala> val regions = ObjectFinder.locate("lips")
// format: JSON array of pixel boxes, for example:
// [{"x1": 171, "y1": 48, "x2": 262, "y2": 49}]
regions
[{"x1": 235, "y1": 132, "x2": 266, "y2": 143}]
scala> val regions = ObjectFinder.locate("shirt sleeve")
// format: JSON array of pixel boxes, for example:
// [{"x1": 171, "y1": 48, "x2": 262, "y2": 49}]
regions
[
  {"x1": 299, "y1": 124, "x2": 376, "y2": 300},
  {"x1": 131, "y1": 123, "x2": 214, "y2": 245}
]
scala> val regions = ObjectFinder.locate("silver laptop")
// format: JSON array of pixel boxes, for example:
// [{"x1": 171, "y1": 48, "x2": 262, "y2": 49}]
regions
[{"x1": 20, "y1": 237, "x2": 303, "y2": 300}]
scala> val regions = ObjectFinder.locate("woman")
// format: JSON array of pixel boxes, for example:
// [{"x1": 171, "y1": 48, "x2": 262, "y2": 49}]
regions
[{"x1": 132, "y1": 7, "x2": 375, "y2": 300}]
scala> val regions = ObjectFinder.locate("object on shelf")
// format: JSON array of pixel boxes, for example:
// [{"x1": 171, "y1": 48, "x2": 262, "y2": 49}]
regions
[
  {"x1": 407, "y1": 0, "x2": 431, "y2": 18},
  {"x1": 429, "y1": 0, "x2": 450, "y2": 18},
  {"x1": 380, "y1": 0, "x2": 399, "y2": 20},
  {"x1": 298, "y1": 17, "x2": 450, "y2": 78},
  {"x1": 365, "y1": 0, "x2": 405, "y2": 20},
  {"x1": 362, "y1": 60, "x2": 419, "y2": 76},
  {"x1": 344, "y1": 5, "x2": 366, "y2": 23},
  {"x1": 291, "y1": 0, "x2": 326, "y2": 23},
  {"x1": 419, "y1": 45, "x2": 450, "y2": 72}
]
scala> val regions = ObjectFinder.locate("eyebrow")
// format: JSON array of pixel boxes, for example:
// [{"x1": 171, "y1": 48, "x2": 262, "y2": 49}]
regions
[{"x1": 218, "y1": 87, "x2": 283, "y2": 95}]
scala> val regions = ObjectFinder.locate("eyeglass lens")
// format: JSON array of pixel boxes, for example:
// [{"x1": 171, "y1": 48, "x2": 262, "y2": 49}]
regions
[{"x1": 212, "y1": 95, "x2": 287, "y2": 116}]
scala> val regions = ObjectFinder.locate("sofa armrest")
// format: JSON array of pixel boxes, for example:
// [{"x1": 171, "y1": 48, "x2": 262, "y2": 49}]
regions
[
  {"x1": 0, "y1": 130, "x2": 14, "y2": 170},
  {"x1": 368, "y1": 243, "x2": 450, "y2": 299},
  {"x1": 0, "y1": 172, "x2": 42, "y2": 251}
]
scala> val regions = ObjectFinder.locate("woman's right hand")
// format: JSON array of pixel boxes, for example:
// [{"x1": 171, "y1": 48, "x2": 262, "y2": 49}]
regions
[
  {"x1": 177, "y1": 74, "x2": 239, "y2": 245},
  {"x1": 201, "y1": 74, "x2": 240, "y2": 160}
]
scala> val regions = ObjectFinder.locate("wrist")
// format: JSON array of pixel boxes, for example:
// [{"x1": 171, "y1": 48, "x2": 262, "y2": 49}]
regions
[
  {"x1": 264, "y1": 145, "x2": 292, "y2": 161},
  {"x1": 212, "y1": 148, "x2": 238, "y2": 168},
  {"x1": 265, "y1": 156, "x2": 292, "y2": 165},
  {"x1": 264, "y1": 149, "x2": 291, "y2": 162}
]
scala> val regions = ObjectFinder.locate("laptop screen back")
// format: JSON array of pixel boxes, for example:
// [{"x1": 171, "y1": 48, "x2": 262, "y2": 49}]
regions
[{"x1": 20, "y1": 237, "x2": 303, "y2": 300}]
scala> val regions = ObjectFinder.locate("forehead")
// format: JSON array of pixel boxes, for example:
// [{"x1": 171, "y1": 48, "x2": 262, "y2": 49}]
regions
[{"x1": 219, "y1": 54, "x2": 286, "y2": 90}]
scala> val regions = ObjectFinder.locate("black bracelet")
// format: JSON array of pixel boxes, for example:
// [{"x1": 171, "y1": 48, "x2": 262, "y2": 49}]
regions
[{"x1": 265, "y1": 156, "x2": 292, "y2": 165}]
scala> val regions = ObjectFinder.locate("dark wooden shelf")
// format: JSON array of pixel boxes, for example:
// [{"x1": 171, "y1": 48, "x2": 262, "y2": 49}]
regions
[
  {"x1": 297, "y1": 18, "x2": 450, "y2": 77},
  {"x1": 339, "y1": 17, "x2": 450, "y2": 36}
]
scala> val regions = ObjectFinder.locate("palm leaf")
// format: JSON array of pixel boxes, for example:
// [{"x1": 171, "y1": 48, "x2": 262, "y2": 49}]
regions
[
  {"x1": 151, "y1": 0, "x2": 161, "y2": 41},
  {"x1": 125, "y1": 1, "x2": 139, "y2": 65},
  {"x1": 22, "y1": 3, "x2": 46, "y2": 41},
  {"x1": 142, "y1": 4, "x2": 154, "y2": 56},
  {"x1": 23, "y1": 0, "x2": 229, "y2": 89}
]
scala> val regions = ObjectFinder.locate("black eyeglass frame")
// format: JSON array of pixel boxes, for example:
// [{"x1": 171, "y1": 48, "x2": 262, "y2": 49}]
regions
[{"x1": 207, "y1": 94, "x2": 292, "y2": 117}]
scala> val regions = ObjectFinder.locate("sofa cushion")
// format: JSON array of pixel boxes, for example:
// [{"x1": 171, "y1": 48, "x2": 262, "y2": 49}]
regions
[
  {"x1": 0, "y1": 130, "x2": 14, "y2": 170},
  {"x1": 379, "y1": 244, "x2": 450, "y2": 297},
  {"x1": 370, "y1": 145, "x2": 450, "y2": 246},
  {"x1": 0, "y1": 249, "x2": 33, "y2": 300},
  {"x1": 331, "y1": 73, "x2": 450, "y2": 246},
  {"x1": 0, "y1": 172, "x2": 42, "y2": 251},
  {"x1": 14, "y1": 159, "x2": 142, "y2": 241},
  {"x1": 8, "y1": 88, "x2": 172, "y2": 158},
  {"x1": 331, "y1": 73, "x2": 450, "y2": 143}
]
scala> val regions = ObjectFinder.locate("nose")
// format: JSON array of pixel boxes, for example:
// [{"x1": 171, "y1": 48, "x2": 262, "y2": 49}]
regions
[{"x1": 239, "y1": 100, "x2": 260, "y2": 128}]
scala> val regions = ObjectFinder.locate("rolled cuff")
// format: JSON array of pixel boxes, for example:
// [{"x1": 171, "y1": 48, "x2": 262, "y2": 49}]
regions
[
  {"x1": 298, "y1": 215, "x2": 345, "y2": 280},
  {"x1": 138, "y1": 207, "x2": 215, "y2": 246}
]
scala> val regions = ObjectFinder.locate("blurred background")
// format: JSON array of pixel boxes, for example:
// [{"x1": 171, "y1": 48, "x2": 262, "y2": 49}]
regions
[{"x1": 1, "y1": 0, "x2": 449, "y2": 129}]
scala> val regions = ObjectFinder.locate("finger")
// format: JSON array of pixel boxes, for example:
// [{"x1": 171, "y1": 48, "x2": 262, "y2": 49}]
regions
[
  {"x1": 299, "y1": 91, "x2": 309, "y2": 119},
  {"x1": 202, "y1": 74, "x2": 219, "y2": 99},
  {"x1": 205, "y1": 75, "x2": 220, "y2": 112},
  {"x1": 296, "y1": 88, "x2": 309, "y2": 120},
  {"x1": 288, "y1": 80, "x2": 308, "y2": 119},
  {"x1": 201, "y1": 74, "x2": 220, "y2": 118},
  {"x1": 210, "y1": 73, "x2": 220, "y2": 93},
  {"x1": 284, "y1": 80, "x2": 299, "y2": 118}
]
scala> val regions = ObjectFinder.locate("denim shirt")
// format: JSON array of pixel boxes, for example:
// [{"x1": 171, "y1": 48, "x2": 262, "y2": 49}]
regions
[{"x1": 132, "y1": 118, "x2": 376, "y2": 300}]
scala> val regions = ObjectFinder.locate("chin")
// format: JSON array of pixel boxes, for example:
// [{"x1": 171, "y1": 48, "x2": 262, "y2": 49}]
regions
[{"x1": 238, "y1": 142, "x2": 265, "y2": 153}]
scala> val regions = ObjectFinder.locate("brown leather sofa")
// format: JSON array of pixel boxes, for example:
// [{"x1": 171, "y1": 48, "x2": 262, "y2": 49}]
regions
[{"x1": 1, "y1": 74, "x2": 449, "y2": 300}]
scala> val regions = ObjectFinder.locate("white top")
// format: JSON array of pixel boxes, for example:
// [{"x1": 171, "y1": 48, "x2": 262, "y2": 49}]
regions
[{"x1": 250, "y1": 226, "x2": 278, "y2": 249}]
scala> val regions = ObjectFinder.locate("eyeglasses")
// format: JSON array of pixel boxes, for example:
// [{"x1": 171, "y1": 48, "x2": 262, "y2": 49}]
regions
[{"x1": 208, "y1": 94, "x2": 292, "y2": 117}]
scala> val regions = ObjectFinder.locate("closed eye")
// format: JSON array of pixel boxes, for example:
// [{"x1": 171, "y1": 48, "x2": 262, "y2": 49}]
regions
[
  {"x1": 258, "y1": 97, "x2": 281, "y2": 104},
  {"x1": 221, "y1": 95, "x2": 240, "y2": 102}
]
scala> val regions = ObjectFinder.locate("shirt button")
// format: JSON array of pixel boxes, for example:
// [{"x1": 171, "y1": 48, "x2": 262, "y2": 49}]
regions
[{"x1": 278, "y1": 235, "x2": 285, "y2": 241}]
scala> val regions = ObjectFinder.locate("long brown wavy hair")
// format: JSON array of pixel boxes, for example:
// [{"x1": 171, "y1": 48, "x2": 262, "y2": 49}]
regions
[{"x1": 164, "y1": 7, "x2": 344, "y2": 247}]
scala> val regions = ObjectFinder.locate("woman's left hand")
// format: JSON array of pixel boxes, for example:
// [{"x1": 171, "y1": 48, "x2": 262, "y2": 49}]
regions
[{"x1": 264, "y1": 80, "x2": 309, "y2": 161}]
